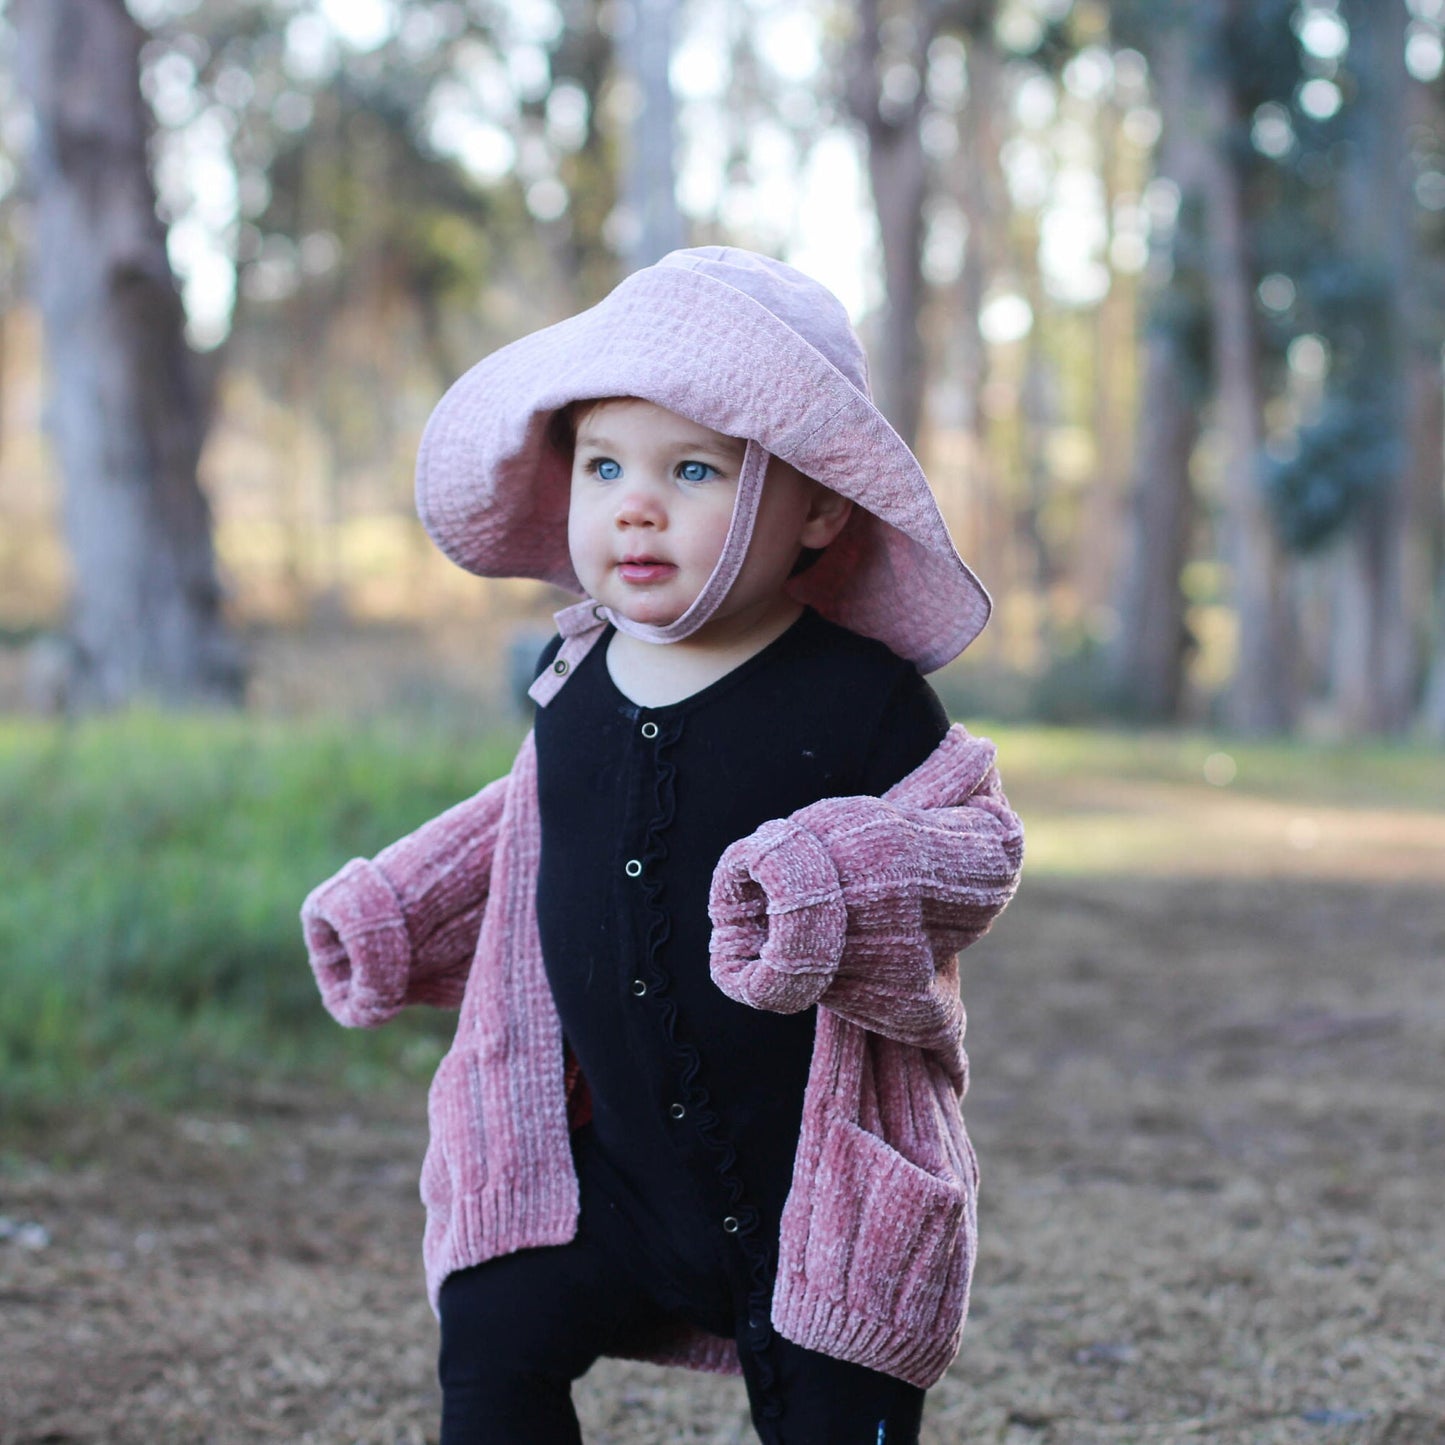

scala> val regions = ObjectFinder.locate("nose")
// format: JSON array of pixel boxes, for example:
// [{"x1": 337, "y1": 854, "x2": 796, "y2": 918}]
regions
[{"x1": 614, "y1": 477, "x2": 667, "y2": 530}]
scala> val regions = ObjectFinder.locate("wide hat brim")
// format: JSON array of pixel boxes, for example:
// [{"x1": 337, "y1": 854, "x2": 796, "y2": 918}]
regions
[{"x1": 416, "y1": 259, "x2": 990, "y2": 673}]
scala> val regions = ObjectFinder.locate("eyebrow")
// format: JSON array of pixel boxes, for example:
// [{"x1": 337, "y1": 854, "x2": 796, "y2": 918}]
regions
[{"x1": 574, "y1": 431, "x2": 744, "y2": 461}]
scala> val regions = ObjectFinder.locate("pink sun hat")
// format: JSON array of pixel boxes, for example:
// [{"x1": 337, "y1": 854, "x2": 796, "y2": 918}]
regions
[{"x1": 415, "y1": 246, "x2": 991, "y2": 673}]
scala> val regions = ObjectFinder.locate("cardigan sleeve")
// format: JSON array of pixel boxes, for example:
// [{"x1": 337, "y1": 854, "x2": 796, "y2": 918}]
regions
[
  {"x1": 708, "y1": 725, "x2": 1023, "y2": 1051},
  {"x1": 300, "y1": 772, "x2": 511, "y2": 1027}
]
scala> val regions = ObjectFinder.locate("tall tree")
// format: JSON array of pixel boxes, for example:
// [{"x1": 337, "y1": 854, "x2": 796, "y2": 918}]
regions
[
  {"x1": 617, "y1": 0, "x2": 683, "y2": 270},
  {"x1": 1327, "y1": 0, "x2": 1416, "y2": 733},
  {"x1": 1248, "y1": 0, "x2": 1440, "y2": 733},
  {"x1": 951, "y1": 2, "x2": 1005, "y2": 456},
  {"x1": 14, "y1": 0, "x2": 243, "y2": 708},
  {"x1": 1412, "y1": 353, "x2": 1445, "y2": 736},
  {"x1": 1106, "y1": 17, "x2": 1208, "y2": 720},
  {"x1": 1198, "y1": 0, "x2": 1296, "y2": 733},
  {"x1": 845, "y1": 0, "x2": 938, "y2": 447},
  {"x1": 1109, "y1": 320, "x2": 1201, "y2": 719},
  {"x1": 1408, "y1": 68, "x2": 1445, "y2": 738}
]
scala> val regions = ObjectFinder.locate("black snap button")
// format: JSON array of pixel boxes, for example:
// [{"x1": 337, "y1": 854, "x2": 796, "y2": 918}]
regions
[
  {"x1": 592, "y1": 604, "x2": 606, "y2": 620},
  {"x1": 624, "y1": 858, "x2": 643, "y2": 878},
  {"x1": 722, "y1": 1216, "x2": 740, "y2": 1234},
  {"x1": 640, "y1": 721, "x2": 659, "y2": 739},
  {"x1": 630, "y1": 978, "x2": 647, "y2": 997},
  {"x1": 552, "y1": 658, "x2": 568, "y2": 676},
  {"x1": 668, "y1": 1102, "x2": 686, "y2": 1120}
]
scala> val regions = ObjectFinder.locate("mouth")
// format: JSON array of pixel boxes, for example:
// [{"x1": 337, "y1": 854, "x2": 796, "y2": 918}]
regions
[{"x1": 616, "y1": 556, "x2": 678, "y2": 584}]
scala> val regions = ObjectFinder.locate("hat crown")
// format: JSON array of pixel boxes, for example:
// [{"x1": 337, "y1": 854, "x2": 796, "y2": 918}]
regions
[{"x1": 656, "y1": 247, "x2": 871, "y2": 397}]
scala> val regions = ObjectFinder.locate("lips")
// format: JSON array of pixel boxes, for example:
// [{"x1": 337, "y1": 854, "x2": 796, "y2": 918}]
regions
[{"x1": 617, "y1": 556, "x2": 677, "y2": 584}]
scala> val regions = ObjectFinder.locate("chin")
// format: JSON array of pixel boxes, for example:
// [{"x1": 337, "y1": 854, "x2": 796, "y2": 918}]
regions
[
  {"x1": 617, "y1": 603, "x2": 686, "y2": 628},
  {"x1": 608, "y1": 587, "x2": 690, "y2": 623}
]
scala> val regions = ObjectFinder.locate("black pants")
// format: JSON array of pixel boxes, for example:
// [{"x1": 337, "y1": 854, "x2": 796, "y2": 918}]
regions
[{"x1": 437, "y1": 1131, "x2": 925, "y2": 1445}]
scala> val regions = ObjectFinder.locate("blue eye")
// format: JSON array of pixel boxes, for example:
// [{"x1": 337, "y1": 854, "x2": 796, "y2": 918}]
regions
[
  {"x1": 678, "y1": 460, "x2": 716, "y2": 483},
  {"x1": 595, "y1": 458, "x2": 621, "y2": 480}
]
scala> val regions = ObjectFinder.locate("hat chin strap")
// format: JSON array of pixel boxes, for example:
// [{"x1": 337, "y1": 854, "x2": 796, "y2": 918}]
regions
[
  {"x1": 602, "y1": 438, "x2": 769, "y2": 644},
  {"x1": 527, "y1": 440, "x2": 770, "y2": 707}
]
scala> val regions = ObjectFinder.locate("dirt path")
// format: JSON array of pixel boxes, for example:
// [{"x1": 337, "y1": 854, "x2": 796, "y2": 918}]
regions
[{"x1": 3, "y1": 870, "x2": 1443, "y2": 1445}]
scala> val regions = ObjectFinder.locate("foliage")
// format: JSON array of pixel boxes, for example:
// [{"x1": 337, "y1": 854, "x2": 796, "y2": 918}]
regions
[
  {"x1": 134, "y1": 0, "x2": 623, "y2": 375},
  {"x1": 3, "y1": 0, "x2": 1443, "y2": 735},
  {"x1": 1263, "y1": 392, "x2": 1404, "y2": 552},
  {"x1": 0, "y1": 712, "x2": 519, "y2": 1119},
  {"x1": 1214, "y1": 0, "x2": 1301, "y2": 116},
  {"x1": 1263, "y1": 244, "x2": 1406, "y2": 554}
]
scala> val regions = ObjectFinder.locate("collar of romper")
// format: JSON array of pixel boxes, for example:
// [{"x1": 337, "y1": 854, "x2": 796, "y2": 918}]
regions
[{"x1": 527, "y1": 439, "x2": 771, "y2": 707}]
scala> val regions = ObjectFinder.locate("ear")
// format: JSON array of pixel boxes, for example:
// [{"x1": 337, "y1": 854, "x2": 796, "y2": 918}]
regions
[{"x1": 799, "y1": 485, "x2": 853, "y2": 549}]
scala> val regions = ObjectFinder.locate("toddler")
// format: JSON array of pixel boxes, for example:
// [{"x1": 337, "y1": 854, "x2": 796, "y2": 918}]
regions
[{"x1": 302, "y1": 247, "x2": 1024, "y2": 1444}]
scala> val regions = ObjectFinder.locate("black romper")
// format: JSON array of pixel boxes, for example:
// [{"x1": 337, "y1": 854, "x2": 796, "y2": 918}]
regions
[{"x1": 438, "y1": 607, "x2": 949, "y2": 1444}]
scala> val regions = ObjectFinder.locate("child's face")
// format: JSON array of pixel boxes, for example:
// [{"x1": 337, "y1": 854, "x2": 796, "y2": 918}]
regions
[{"x1": 567, "y1": 398, "x2": 848, "y2": 636}]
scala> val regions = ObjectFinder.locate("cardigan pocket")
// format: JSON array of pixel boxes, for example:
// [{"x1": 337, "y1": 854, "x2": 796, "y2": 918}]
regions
[{"x1": 804, "y1": 1111, "x2": 966, "y2": 1332}]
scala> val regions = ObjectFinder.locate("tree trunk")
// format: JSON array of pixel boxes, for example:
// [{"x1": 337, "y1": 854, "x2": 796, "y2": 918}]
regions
[
  {"x1": 1107, "y1": 28, "x2": 1205, "y2": 721},
  {"x1": 950, "y1": 11, "x2": 1005, "y2": 559},
  {"x1": 847, "y1": 0, "x2": 931, "y2": 449},
  {"x1": 1423, "y1": 575, "x2": 1445, "y2": 739},
  {"x1": 1405, "y1": 348, "x2": 1444, "y2": 630},
  {"x1": 865, "y1": 136, "x2": 928, "y2": 449},
  {"x1": 551, "y1": 7, "x2": 622, "y2": 305},
  {"x1": 1199, "y1": 1, "x2": 1295, "y2": 734},
  {"x1": 1330, "y1": 494, "x2": 1414, "y2": 733},
  {"x1": 1108, "y1": 323, "x2": 1199, "y2": 719},
  {"x1": 1329, "y1": 0, "x2": 1414, "y2": 734},
  {"x1": 1411, "y1": 347, "x2": 1445, "y2": 737},
  {"x1": 1404, "y1": 74, "x2": 1445, "y2": 736},
  {"x1": 618, "y1": 0, "x2": 683, "y2": 271},
  {"x1": 954, "y1": 17, "x2": 1002, "y2": 440},
  {"x1": 1078, "y1": 96, "x2": 1134, "y2": 621},
  {"x1": 15, "y1": 0, "x2": 243, "y2": 709}
]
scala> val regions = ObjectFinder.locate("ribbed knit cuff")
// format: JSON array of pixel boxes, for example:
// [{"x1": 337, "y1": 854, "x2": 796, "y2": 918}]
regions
[
  {"x1": 424, "y1": 1164, "x2": 580, "y2": 1313},
  {"x1": 300, "y1": 857, "x2": 412, "y2": 1028},
  {"x1": 770, "y1": 1282, "x2": 966, "y2": 1390},
  {"x1": 709, "y1": 818, "x2": 848, "y2": 1013}
]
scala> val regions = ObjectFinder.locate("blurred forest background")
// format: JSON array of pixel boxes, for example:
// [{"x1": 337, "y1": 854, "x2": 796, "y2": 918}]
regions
[
  {"x1": 4, "y1": 7, "x2": 1445, "y2": 1439},
  {"x1": 4, "y1": 0, "x2": 1445, "y2": 737}
]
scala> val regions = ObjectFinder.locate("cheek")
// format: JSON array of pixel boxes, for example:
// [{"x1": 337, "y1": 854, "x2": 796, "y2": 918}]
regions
[
  {"x1": 566, "y1": 484, "x2": 599, "y2": 563},
  {"x1": 687, "y1": 495, "x2": 738, "y2": 562}
]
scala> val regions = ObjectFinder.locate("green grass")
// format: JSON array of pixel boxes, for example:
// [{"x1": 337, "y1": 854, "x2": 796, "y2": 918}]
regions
[
  {"x1": 2, "y1": 711, "x2": 1439, "y2": 1121},
  {"x1": 0, "y1": 711, "x2": 521, "y2": 1120},
  {"x1": 968, "y1": 723, "x2": 1445, "y2": 877},
  {"x1": 974, "y1": 721, "x2": 1445, "y2": 810}
]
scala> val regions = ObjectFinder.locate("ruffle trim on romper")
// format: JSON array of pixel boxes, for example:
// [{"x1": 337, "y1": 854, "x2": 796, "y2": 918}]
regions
[{"x1": 640, "y1": 714, "x2": 784, "y2": 1421}]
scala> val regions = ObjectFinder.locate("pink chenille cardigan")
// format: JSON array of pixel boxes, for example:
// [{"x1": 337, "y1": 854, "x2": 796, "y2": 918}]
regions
[{"x1": 301, "y1": 721, "x2": 1023, "y2": 1389}]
